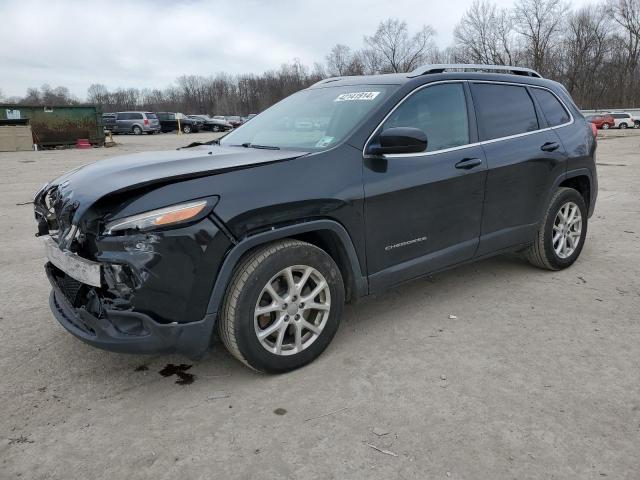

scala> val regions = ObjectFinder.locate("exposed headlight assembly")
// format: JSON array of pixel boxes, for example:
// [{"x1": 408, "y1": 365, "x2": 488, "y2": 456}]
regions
[{"x1": 104, "y1": 199, "x2": 209, "y2": 235}]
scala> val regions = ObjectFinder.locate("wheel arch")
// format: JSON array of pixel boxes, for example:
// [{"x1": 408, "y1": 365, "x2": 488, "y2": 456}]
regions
[
  {"x1": 543, "y1": 168, "x2": 596, "y2": 222},
  {"x1": 559, "y1": 174, "x2": 591, "y2": 212},
  {"x1": 205, "y1": 219, "x2": 368, "y2": 316}
]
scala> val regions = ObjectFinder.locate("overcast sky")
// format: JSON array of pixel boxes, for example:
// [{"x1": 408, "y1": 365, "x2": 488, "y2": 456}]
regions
[{"x1": 0, "y1": 0, "x2": 588, "y2": 99}]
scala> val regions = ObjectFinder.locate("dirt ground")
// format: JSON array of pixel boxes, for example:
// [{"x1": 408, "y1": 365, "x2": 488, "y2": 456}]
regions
[{"x1": 1, "y1": 130, "x2": 639, "y2": 479}]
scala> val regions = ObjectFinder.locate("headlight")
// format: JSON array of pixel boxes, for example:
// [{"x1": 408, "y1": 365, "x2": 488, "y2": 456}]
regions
[{"x1": 104, "y1": 200, "x2": 209, "y2": 234}]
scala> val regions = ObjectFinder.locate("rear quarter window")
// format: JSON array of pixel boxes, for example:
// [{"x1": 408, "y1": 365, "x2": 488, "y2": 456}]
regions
[
  {"x1": 472, "y1": 83, "x2": 539, "y2": 141},
  {"x1": 531, "y1": 88, "x2": 570, "y2": 127}
]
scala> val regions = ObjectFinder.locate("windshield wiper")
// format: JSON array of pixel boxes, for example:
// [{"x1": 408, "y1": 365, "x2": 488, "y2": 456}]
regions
[
  {"x1": 179, "y1": 138, "x2": 220, "y2": 149},
  {"x1": 241, "y1": 142, "x2": 280, "y2": 150}
]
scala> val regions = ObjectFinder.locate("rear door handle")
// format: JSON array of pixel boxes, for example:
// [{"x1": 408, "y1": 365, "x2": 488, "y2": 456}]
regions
[
  {"x1": 455, "y1": 157, "x2": 482, "y2": 169},
  {"x1": 540, "y1": 141, "x2": 560, "y2": 152}
]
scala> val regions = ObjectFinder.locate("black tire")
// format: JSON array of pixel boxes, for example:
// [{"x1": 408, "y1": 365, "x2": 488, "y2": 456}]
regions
[
  {"x1": 602, "y1": 123, "x2": 610, "y2": 130},
  {"x1": 132, "y1": 125, "x2": 142, "y2": 135},
  {"x1": 212, "y1": 125, "x2": 220, "y2": 132},
  {"x1": 182, "y1": 124, "x2": 192, "y2": 134},
  {"x1": 620, "y1": 123, "x2": 628, "y2": 129},
  {"x1": 525, "y1": 187, "x2": 588, "y2": 270},
  {"x1": 218, "y1": 239, "x2": 344, "y2": 373}
]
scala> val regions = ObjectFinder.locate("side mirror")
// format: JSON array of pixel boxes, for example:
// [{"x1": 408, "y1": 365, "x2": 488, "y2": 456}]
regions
[{"x1": 368, "y1": 127, "x2": 428, "y2": 155}]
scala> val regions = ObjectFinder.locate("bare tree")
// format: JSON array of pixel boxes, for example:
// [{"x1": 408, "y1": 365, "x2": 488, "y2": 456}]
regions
[
  {"x1": 454, "y1": 1, "x2": 517, "y2": 65},
  {"x1": 87, "y1": 84, "x2": 110, "y2": 105},
  {"x1": 608, "y1": 0, "x2": 640, "y2": 105},
  {"x1": 326, "y1": 44, "x2": 365, "y2": 76},
  {"x1": 562, "y1": 6, "x2": 611, "y2": 106},
  {"x1": 513, "y1": 0, "x2": 569, "y2": 74},
  {"x1": 364, "y1": 19, "x2": 436, "y2": 73},
  {"x1": 327, "y1": 44, "x2": 352, "y2": 75}
]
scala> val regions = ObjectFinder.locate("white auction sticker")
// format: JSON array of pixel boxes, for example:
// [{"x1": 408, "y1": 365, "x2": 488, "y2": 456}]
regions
[{"x1": 334, "y1": 91, "x2": 380, "y2": 102}]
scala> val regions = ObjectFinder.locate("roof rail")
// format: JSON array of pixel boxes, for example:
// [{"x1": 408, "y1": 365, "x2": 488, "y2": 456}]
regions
[{"x1": 408, "y1": 64, "x2": 542, "y2": 78}]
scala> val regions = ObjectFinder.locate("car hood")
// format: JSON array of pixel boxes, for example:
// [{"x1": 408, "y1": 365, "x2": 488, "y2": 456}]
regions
[{"x1": 37, "y1": 145, "x2": 308, "y2": 224}]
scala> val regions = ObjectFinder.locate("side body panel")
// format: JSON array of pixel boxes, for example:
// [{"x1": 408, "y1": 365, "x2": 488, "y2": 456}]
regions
[
  {"x1": 476, "y1": 131, "x2": 568, "y2": 254},
  {"x1": 363, "y1": 146, "x2": 487, "y2": 291}
]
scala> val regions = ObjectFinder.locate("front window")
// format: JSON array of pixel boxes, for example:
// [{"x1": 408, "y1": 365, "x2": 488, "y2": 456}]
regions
[
  {"x1": 381, "y1": 83, "x2": 469, "y2": 152},
  {"x1": 220, "y1": 85, "x2": 396, "y2": 151}
]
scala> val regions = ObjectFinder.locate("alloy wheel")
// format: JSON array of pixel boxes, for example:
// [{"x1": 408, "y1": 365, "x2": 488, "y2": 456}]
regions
[
  {"x1": 553, "y1": 201, "x2": 582, "y2": 259},
  {"x1": 254, "y1": 265, "x2": 331, "y2": 355}
]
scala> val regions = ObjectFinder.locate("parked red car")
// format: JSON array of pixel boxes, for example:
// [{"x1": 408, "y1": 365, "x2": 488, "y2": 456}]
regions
[{"x1": 585, "y1": 114, "x2": 615, "y2": 130}]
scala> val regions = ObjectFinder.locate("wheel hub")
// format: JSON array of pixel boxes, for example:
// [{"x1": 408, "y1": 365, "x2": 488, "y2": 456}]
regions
[
  {"x1": 552, "y1": 201, "x2": 582, "y2": 259},
  {"x1": 254, "y1": 265, "x2": 331, "y2": 356}
]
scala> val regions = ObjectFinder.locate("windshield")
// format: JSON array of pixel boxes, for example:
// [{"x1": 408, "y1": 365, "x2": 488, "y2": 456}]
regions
[{"x1": 220, "y1": 85, "x2": 395, "y2": 151}]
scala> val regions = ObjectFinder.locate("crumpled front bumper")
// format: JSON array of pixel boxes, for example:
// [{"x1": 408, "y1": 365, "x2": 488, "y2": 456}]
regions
[{"x1": 46, "y1": 263, "x2": 215, "y2": 357}]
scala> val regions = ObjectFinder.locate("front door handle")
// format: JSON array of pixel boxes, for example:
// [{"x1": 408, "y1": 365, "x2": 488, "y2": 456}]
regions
[
  {"x1": 540, "y1": 141, "x2": 560, "y2": 152},
  {"x1": 455, "y1": 157, "x2": 482, "y2": 169}
]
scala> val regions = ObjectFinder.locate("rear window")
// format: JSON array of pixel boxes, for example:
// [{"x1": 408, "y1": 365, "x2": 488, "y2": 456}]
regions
[
  {"x1": 472, "y1": 83, "x2": 539, "y2": 141},
  {"x1": 145, "y1": 113, "x2": 157, "y2": 119},
  {"x1": 531, "y1": 88, "x2": 570, "y2": 127}
]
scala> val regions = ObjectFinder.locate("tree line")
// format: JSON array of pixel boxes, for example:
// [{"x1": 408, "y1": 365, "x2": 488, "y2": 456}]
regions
[{"x1": 3, "y1": 0, "x2": 639, "y2": 113}]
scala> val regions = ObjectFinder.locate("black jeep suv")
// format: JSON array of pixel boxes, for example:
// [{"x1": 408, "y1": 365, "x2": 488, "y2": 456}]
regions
[{"x1": 34, "y1": 64, "x2": 597, "y2": 373}]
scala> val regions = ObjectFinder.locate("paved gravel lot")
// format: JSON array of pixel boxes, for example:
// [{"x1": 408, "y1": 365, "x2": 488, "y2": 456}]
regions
[{"x1": 1, "y1": 130, "x2": 639, "y2": 479}]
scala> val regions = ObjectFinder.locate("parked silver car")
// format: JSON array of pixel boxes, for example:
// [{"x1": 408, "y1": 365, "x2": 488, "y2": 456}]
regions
[{"x1": 114, "y1": 111, "x2": 161, "y2": 135}]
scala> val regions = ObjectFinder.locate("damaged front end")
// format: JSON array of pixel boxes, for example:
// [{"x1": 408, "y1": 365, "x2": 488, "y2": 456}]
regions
[{"x1": 35, "y1": 184, "x2": 232, "y2": 357}]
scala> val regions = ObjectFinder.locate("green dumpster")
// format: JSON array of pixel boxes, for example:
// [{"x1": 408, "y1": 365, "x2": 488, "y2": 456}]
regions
[{"x1": 0, "y1": 104, "x2": 105, "y2": 147}]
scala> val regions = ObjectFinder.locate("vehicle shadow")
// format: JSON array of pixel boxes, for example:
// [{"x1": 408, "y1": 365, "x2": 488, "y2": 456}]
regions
[{"x1": 193, "y1": 252, "x2": 537, "y2": 379}]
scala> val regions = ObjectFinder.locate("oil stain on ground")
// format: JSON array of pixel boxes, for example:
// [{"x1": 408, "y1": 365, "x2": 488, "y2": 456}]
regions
[{"x1": 159, "y1": 364, "x2": 195, "y2": 385}]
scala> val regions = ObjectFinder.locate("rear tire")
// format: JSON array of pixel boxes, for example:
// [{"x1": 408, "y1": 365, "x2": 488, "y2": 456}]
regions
[
  {"x1": 525, "y1": 187, "x2": 588, "y2": 271},
  {"x1": 132, "y1": 125, "x2": 142, "y2": 135},
  {"x1": 182, "y1": 125, "x2": 192, "y2": 134},
  {"x1": 218, "y1": 239, "x2": 344, "y2": 373},
  {"x1": 620, "y1": 123, "x2": 628, "y2": 129}
]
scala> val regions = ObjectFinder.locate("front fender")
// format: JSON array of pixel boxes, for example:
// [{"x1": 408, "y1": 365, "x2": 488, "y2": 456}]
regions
[{"x1": 205, "y1": 219, "x2": 367, "y2": 316}]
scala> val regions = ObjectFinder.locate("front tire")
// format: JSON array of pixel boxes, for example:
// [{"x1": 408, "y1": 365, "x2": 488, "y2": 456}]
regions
[
  {"x1": 602, "y1": 123, "x2": 610, "y2": 130},
  {"x1": 218, "y1": 239, "x2": 344, "y2": 373},
  {"x1": 182, "y1": 124, "x2": 192, "y2": 134},
  {"x1": 620, "y1": 123, "x2": 628, "y2": 129},
  {"x1": 525, "y1": 187, "x2": 588, "y2": 270}
]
